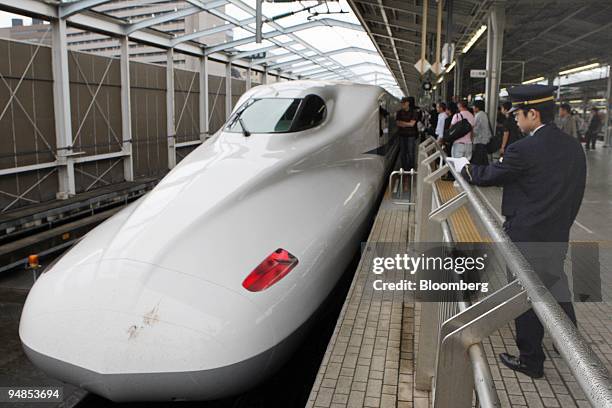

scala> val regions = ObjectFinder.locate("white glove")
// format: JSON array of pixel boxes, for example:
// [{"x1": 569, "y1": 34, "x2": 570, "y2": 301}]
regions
[{"x1": 446, "y1": 157, "x2": 470, "y2": 173}]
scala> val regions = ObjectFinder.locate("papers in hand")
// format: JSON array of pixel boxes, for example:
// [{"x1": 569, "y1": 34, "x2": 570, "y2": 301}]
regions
[{"x1": 446, "y1": 157, "x2": 470, "y2": 173}]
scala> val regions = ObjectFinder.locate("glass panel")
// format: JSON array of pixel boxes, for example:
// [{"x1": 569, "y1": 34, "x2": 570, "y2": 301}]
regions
[
  {"x1": 292, "y1": 95, "x2": 327, "y2": 131},
  {"x1": 226, "y1": 98, "x2": 301, "y2": 133}
]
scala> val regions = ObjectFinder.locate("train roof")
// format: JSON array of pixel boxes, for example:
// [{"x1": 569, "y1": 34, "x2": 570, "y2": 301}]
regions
[{"x1": 243, "y1": 80, "x2": 393, "y2": 100}]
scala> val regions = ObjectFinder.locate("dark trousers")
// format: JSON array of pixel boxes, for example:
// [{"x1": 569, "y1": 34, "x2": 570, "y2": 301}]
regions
[
  {"x1": 399, "y1": 136, "x2": 417, "y2": 171},
  {"x1": 585, "y1": 131, "x2": 597, "y2": 149},
  {"x1": 471, "y1": 143, "x2": 489, "y2": 165},
  {"x1": 507, "y1": 238, "x2": 577, "y2": 370}
]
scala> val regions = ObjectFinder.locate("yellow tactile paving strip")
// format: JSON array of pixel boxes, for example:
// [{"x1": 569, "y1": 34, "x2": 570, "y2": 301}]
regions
[{"x1": 436, "y1": 180, "x2": 486, "y2": 243}]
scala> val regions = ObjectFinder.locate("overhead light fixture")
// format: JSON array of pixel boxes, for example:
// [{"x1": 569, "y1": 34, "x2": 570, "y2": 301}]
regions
[
  {"x1": 590, "y1": 98, "x2": 607, "y2": 102},
  {"x1": 569, "y1": 99, "x2": 583, "y2": 104},
  {"x1": 559, "y1": 63, "x2": 600, "y2": 76},
  {"x1": 522, "y1": 76, "x2": 545, "y2": 85},
  {"x1": 462, "y1": 25, "x2": 487, "y2": 54},
  {"x1": 437, "y1": 76, "x2": 444, "y2": 84}
]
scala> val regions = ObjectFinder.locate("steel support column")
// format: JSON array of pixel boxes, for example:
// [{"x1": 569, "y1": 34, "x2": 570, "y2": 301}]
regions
[
  {"x1": 255, "y1": 0, "x2": 262, "y2": 43},
  {"x1": 453, "y1": 55, "x2": 463, "y2": 99},
  {"x1": 51, "y1": 18, "x2": 76, "y2": 199},
  {"x1": 119, "y1": 36, "x2": 133, "y2": 181},
  {"x1": 199, "y1": 56, "x2": 209, "y2": 141},
  {"x1": 605, "y1": 65, "x2": 611, "y2": 148},
  {"x1": 225, "y1": 62, "x2": 232, "y2": 119},
  {"x1": 246, "y1": 67, "x2": 252, "y2": 90},
  {"x1": 166, "y1": 48, "x2": 176, "y2": 169},
  {"x1": 263, "y1": 66, "x2": 268, "y2": 84},
  {"x1": 441, "y1": 78, "x2": 448, "y2": 102},
  {"x1": 485, "y1": 1, "x2": 505, "y2": 127}
]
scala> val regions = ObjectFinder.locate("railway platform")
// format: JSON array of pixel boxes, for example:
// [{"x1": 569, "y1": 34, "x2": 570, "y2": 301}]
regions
[{"x1": 308, "y1": 144, "x2": 612, "y2": 408}]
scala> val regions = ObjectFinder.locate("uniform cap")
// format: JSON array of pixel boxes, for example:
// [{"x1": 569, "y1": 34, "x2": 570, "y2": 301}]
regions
[{"x1": 507, "y1": 84, "x2": 556, "y2": 113}]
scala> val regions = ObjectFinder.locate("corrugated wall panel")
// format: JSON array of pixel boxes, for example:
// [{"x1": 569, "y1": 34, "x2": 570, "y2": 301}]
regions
[
  {"x1": 0, "y1": 37, "x2": 253, "y2": 212},
  {"x1": 0, "y1": 39, "x2": 58, "y2": 212},
  {"x1": 130, "y1": 61, "x2": 168, "y2": 179}
]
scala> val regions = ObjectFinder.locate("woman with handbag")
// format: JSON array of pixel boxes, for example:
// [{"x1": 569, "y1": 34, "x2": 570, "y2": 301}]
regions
[{"x1": 450, "y1": 101, "x2": 475, "y2": 160}]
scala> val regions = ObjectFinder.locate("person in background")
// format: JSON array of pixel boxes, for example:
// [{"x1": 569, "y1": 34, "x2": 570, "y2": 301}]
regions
[
  {"x1": 585, "y1": 107, "x2": 602, "y2": 150},
  {"x1": 557, "y1": 103, "x2": 578, "y2": 139},
  {"x1": 445, "y1": 101, "x2": 458, "y2": 133},
  {"x1": 573, "y1": 109, "x2": 585, "y2": 141},
  {"x1": 450, "y1": 101, "x2": 475, "y2": 160},
  {"x1": 440, "y1": 102, "x2": 459, "y2": 181},
  {"x1": 396, "y1": 96, "x2": 420, "y2": 170},
  {"x1": 496, "y1": 105, "x2": 506, "y2": 137},
  {"x1": 429, "y1": 103, "x2": 439, "y2": 136},
  {"x1": 500, "y1": 101, "x2": 522, "y2": 156},
  {"x1": 471, "y1": 100, "x2": 492, "y2": 165},
  {"x1": 435, "y1": 102, "x2": 448, "y2": 141}
]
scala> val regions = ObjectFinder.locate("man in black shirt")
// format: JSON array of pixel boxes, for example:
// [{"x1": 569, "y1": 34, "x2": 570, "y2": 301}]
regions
[
  {"x1": 396, "y1": 96, "x2": 420, "y2": 170},
  {"x1": 585, "y1": 107, "x2": 602, "y2": 150},
  {"x1": 500, "y1": 101, "x2": 522, "y2": 156}
]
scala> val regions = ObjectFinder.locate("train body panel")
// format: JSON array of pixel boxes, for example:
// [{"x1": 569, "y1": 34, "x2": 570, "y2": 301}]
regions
[{"x1": 19, "y1": 81, "x2": 399, "y2": 401}]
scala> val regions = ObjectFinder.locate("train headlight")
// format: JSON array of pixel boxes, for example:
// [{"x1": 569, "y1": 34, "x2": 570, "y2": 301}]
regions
[{"x1": 242, "y1": 248, "x2": 298, "y2": 292}]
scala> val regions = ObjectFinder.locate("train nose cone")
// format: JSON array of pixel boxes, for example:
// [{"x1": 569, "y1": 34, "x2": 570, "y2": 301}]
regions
[{"x1": 19, "y1": 259, "x2": 277, "y2": 401}]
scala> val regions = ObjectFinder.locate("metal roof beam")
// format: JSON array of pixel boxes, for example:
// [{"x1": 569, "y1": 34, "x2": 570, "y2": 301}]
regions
[
  {"x1": 172, "y1": 24, "x2": 234, "y2": 45},
  {"x1": 204, "y1": 18, "x2": 363, "y2": 55},
  {"x1": 126, "y1": 1, "x2": 227, "y2": 34},
  {"x1": 307, "y1": 61, "x2": 386, "y2": 77},
  {"x1": 266, "y1": 46, "x2": 378, "y2": 69},
  {"x1": 368, "y1": 29, "x2": 420, "y2": 46},
  {"x1": 0, "y1": 0, "x2": 300, "y2": 80},
  {"x1": 191, "y1": 0, "x2": 353, "y2": 80},
  {"x1": 225, "y1": 0, "x2": 363, "y2": 81},
  {"x1": 59, "y1": 0, "x2": 114, "y2": 18},
  {"x1": 362, "y1": 15, "x2": 442, "y2": 35},
  {"x1": 354, "y1": 0, "x2": 472, "y2": 26},
  {"x1": 374, "y1": 0, "x2": 408, "y2": 93},
  {"x1": 268, "y1": 56, "x2": 319, "y2": 70},
  {"x1": 345, "y1": 0, "x2": 406, "y2": 94},
  {"x1": 251, "y1": 50, "x2": 297, "y2": 65},
  {"x1": 229, "y1": 42, "x2": 296, "y2": 60}
]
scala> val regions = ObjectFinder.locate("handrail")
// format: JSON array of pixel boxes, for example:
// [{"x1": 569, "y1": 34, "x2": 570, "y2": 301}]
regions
[
  {"x1": 430, "y1": 179, "x2": 501, "y2": 408},
  {"x1": 430, "y1": 137, "x2": 612, "y2": 407}
]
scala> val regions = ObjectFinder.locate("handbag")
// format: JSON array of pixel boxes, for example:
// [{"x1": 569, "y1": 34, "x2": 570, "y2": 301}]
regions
[
  {"x1": 443, "y1": 113, "x2": 472, "y2": 144},
  {"x1": 486, "y1": 117, "x2": 501, "y2": 154}
]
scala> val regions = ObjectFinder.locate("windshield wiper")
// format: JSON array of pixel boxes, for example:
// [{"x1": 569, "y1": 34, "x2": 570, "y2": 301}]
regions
[
  {"x1": 238, "y1": 117, "x2": 251, "y2": 137},
  {"x1": 230, "y1": 99, "x2": 255, "y2": 137}
]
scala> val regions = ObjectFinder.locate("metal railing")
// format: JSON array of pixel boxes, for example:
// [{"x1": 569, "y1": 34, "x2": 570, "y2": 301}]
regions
[{"x1": 413, "y1": 136, "x2": 612, "y2": 408}]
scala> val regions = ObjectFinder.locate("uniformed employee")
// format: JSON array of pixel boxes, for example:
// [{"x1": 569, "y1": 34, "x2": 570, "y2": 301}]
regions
[{"x1": 461, "y1": 85, "x2": 586, "y2": 379}]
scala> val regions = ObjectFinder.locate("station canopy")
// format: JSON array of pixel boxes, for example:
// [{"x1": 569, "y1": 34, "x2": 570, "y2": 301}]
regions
[
  {"x1": 349, "y1": 0, "x2": 611, "y2": 98},
  {"x1": 0, "y1": 0, "x2": 405, "y2": 96},
  {"x1": 2, "y1": 0, "x2": 610, "y2": 99}
]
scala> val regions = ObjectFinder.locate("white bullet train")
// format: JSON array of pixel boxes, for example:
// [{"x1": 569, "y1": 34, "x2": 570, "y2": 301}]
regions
[{"x1": 19, "y1": 81, "x2": 399, "y2": 401}]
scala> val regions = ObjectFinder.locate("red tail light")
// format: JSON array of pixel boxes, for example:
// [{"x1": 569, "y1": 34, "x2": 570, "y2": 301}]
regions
[{"x1": 242, "y1": 248, "x2": 298, "y2": 292}]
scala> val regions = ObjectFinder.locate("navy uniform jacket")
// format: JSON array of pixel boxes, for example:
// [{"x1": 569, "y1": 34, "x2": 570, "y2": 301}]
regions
[{"x1": 462, "y1": 123, "x2": 586, "y2": 242}]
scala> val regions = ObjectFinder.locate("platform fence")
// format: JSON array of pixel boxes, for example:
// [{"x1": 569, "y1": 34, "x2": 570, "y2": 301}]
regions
[{"x1": 413, "y1": 136, "x2": 612, "y2": 408}]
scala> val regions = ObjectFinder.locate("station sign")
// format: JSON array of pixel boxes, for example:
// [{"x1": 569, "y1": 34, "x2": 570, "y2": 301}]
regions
[
  {"x1": 414, "y1": 58, "x2": 431, "y2": 75},
  {"x1": 431, "y1": 62, "x2": 443, "y2": 75},
  {"x1": 442, "y1": 43, "x2": 455, "y2": 67},
  {"x1": 470, "y1": 69, "x2": 487, "y2": 78}
]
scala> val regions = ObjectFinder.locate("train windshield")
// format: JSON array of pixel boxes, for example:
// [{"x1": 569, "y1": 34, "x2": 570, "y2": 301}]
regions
[{"x1": 226, "y1": 95, "x2": 326, "y2": 134}]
